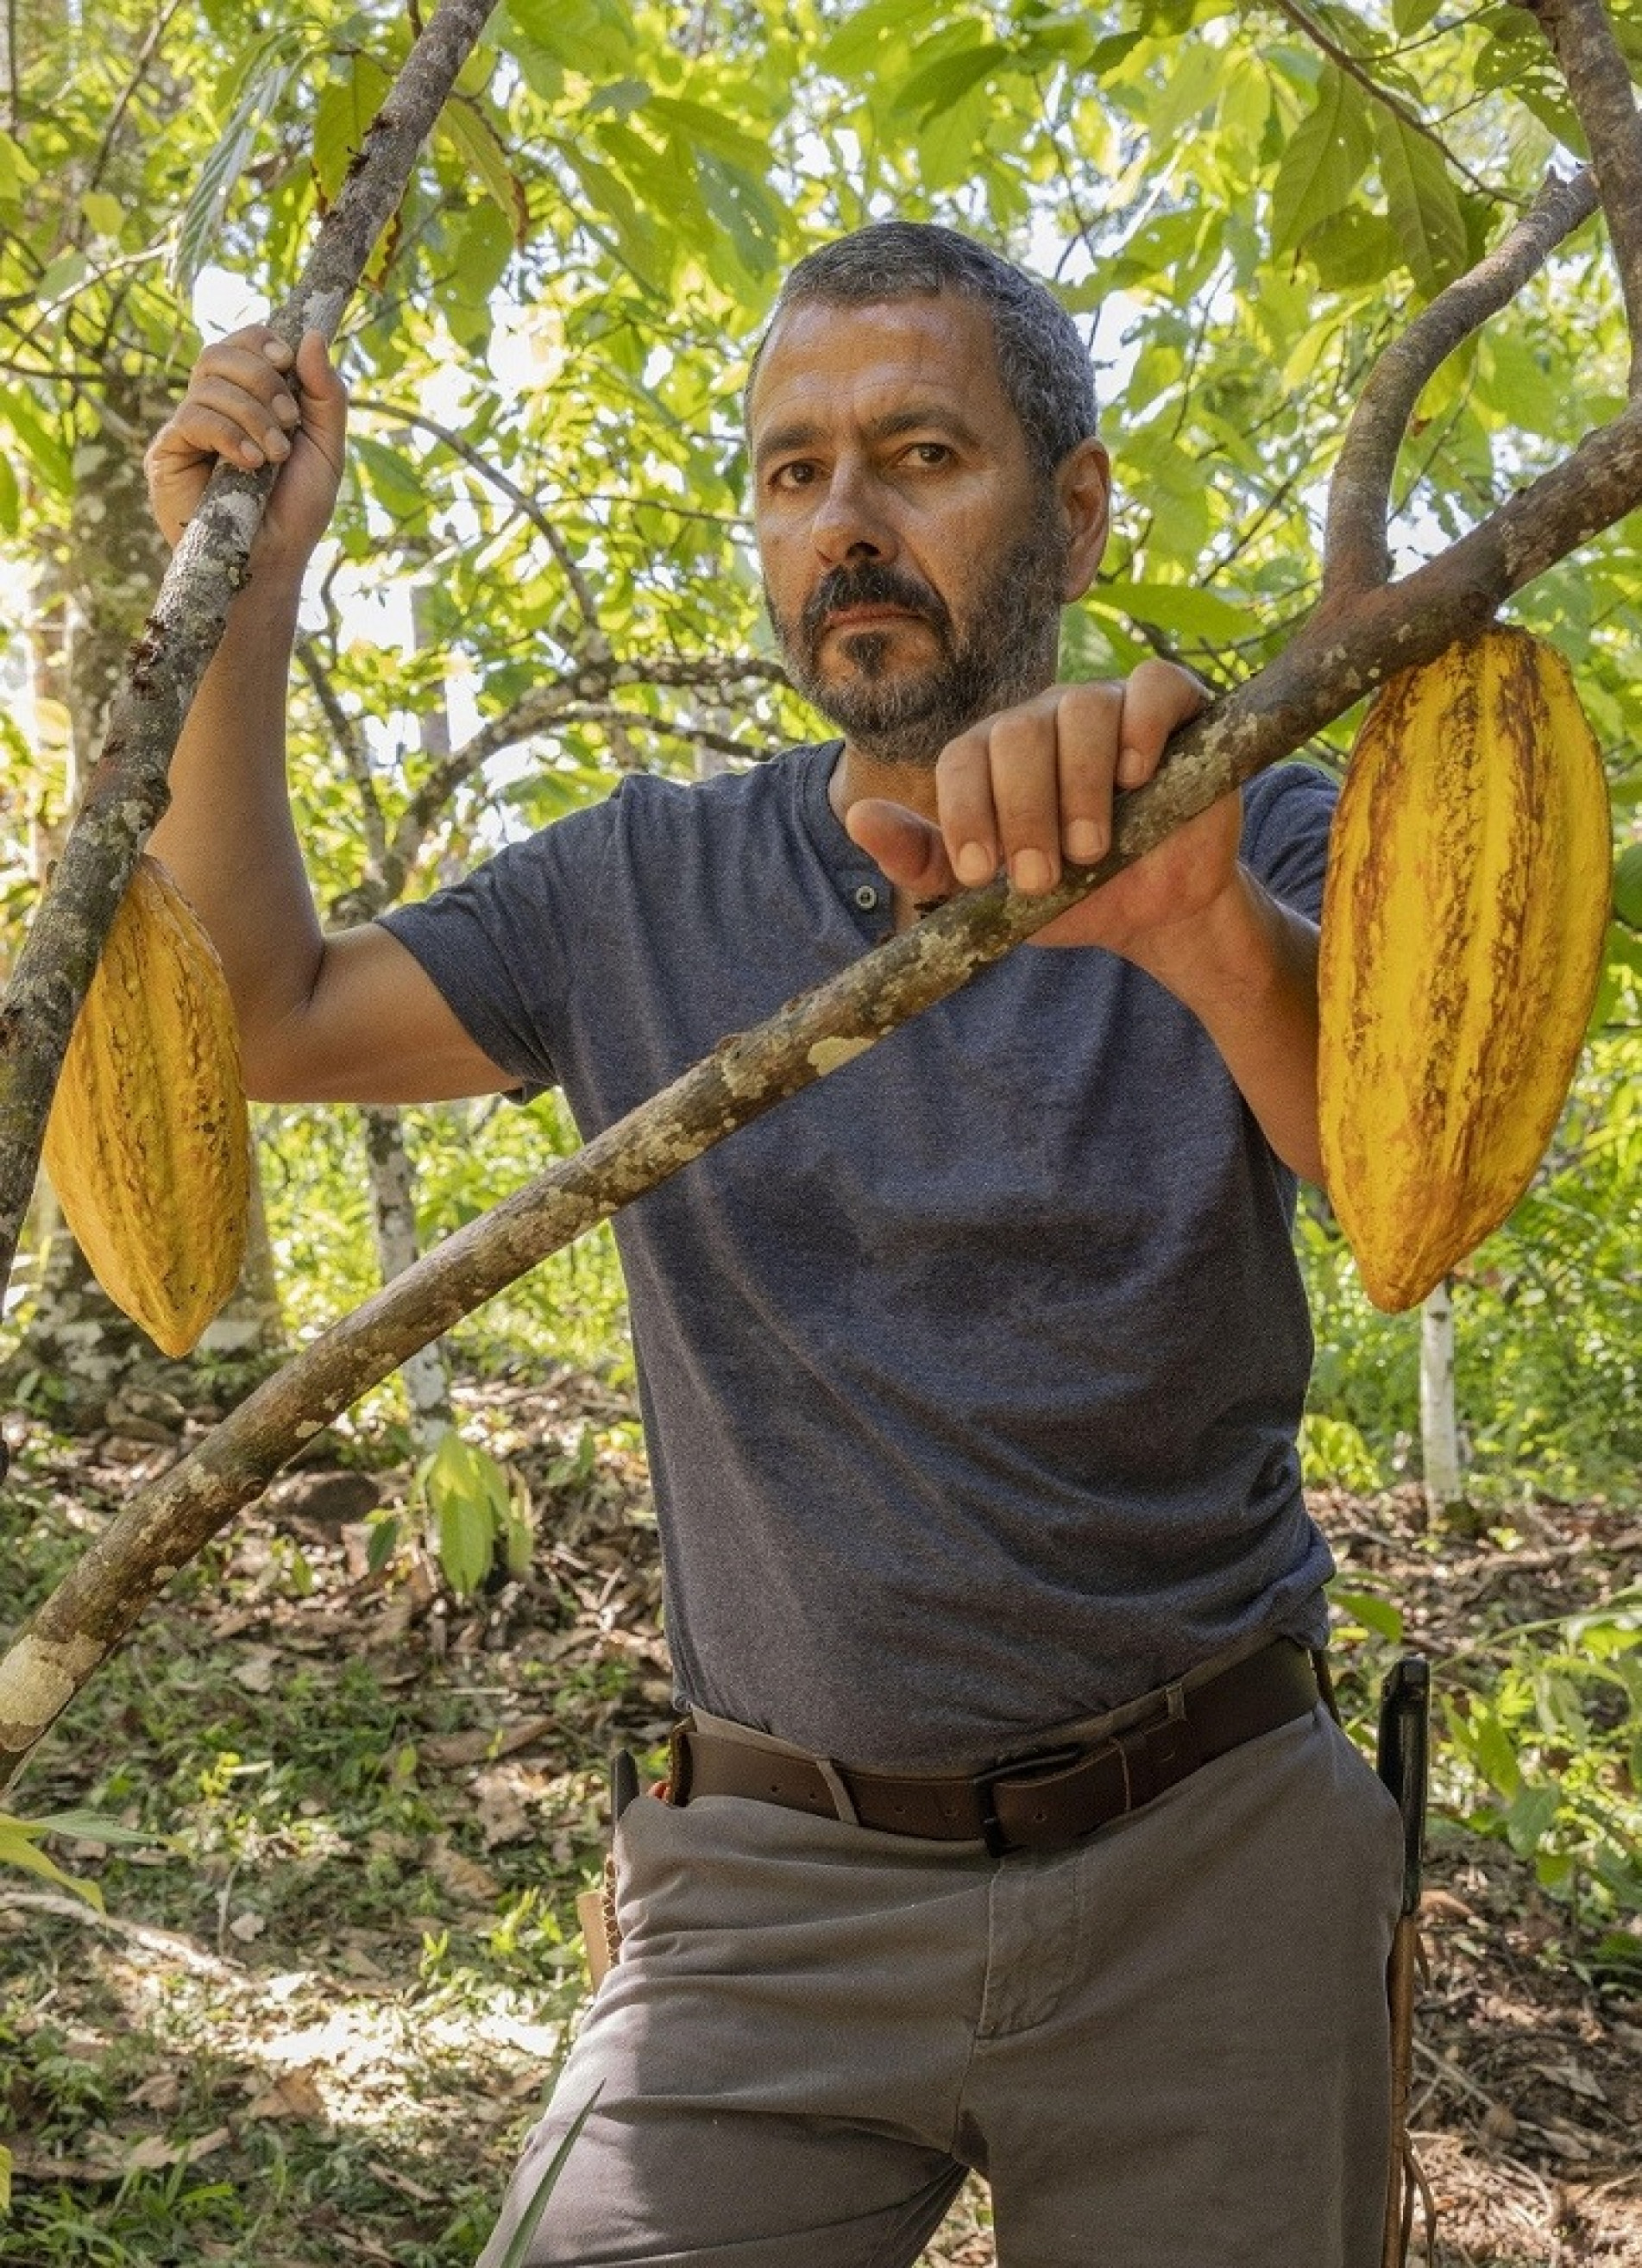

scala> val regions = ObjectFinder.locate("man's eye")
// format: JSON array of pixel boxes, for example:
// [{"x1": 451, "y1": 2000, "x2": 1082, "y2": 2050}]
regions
[
  {"x1": 773, "y1": 462, "x2": 816, "y2": 488},
  {"x1": 908, "y1": 443, "x2": 950, "y2": 467}
]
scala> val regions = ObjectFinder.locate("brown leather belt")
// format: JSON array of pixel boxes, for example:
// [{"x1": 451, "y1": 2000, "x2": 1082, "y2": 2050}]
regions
[{"x1": 668, "y1": 1640, "x2": 1318, "y2": 1856}]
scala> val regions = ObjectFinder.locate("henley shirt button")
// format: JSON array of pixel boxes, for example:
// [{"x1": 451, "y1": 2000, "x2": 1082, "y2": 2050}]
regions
[{"x1": 853, "y1": 884, "x2": 878, "y2": 910}]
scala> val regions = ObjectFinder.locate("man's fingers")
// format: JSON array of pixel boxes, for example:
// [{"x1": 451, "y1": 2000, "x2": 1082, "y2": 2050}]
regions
[
  {"x1": 977, "y1": 705, "x2": 1063, "y2": 894},
  {"x1": 1114, "y1": 657, "x2": 1207, "y2": 789},
  {"x1": 1052, "y1": 680, "x2": 1125, "y2": 865},
  {"x1": 844, "y1": 799, "x2": 956, "y2": 900}
]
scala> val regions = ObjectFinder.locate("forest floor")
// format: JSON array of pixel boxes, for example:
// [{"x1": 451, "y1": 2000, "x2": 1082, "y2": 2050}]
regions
[{"x1": 1, "y1": 1365, "x2": 1639, "y2": 2267}]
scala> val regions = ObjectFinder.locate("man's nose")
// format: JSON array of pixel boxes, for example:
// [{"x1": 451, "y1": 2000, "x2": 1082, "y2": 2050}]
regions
[{"x1": 810, "y1": 463, "x2": 897, "y2": 568}]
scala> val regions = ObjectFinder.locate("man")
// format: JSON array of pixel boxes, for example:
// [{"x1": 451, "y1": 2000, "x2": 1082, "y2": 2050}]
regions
[{"x1": 147, "y1": 222, "x2": 1401, "y2": 2266}]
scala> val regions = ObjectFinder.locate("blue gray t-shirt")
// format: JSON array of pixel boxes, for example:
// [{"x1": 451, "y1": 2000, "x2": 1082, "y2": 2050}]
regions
[{"x1": 381, "y1": 740, "x2": 1338, "y2": 1771}]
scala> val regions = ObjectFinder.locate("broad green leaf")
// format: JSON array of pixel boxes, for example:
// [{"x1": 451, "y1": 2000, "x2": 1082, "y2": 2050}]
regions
[
  {"x1": 0, "y1": 129, "x2": 37, "y2": 199},
  {"x1": 0, "y1": 451, "x2": 17, "y2": 536},
  {"x1": 79, "y1": 191, "x2": 125, "y2": 239},
  {"x1": 645, "y1": 94, "x2": 768, "y2": 176},
  {"x1": 892, "y1": 41, "x2": 1012, "y2": 123},
  {"x1": 1474, "y1": 334, "x2": 1565, "y2": 439},
  {"x1": 1090, "y1": 580, "x2": 1249, "y2": 640},
  {"x1": 437, "y1": 95, "x2": 530, "y2": 245},
  {"x1": 816, "y1": 0, "x2": 943, "y2": 80},
  {"x1": 1270, "y1": 66, "x2": 1373, "y2": 259},
  {"x1": 0, "y1": 2139, "x2": 9, "y2": 2214},
  {"x1": 353, "y1": 433, "x2": 430, "y2": 527},
  {"x1": 314, "y1": 49, "x2": 393, "y2": 208},
  {"x1": 1372, "y1": 108, "x2": 1468, "y2": 291},
  {"x1": 1144, "y1": 39, "x2": 1223, "y2": 142},
  {"x1": 0, "y1": 386, "x2": 72, "y2": 496},
  {"x1": 1506, "y1": 1780, "x2": 1559, "y2": 1858},
  {"x1": 1305, "y1": 207, "x2": 1398, "y2": 292},
  {"x1": 1393, "y1": 0, "x2": 1443, "y2": 29},
  {"x1": 504, "y1": 0, "x2": 637, "y2": 77}
]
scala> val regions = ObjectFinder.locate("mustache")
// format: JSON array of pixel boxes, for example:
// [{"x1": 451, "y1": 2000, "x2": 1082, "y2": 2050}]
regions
[{"x1": 798, "y1": 562, "x2": 953, "y2": 648}]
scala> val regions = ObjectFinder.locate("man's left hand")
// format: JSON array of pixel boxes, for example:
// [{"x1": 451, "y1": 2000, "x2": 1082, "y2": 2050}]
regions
[{"x1": 844, "y1": 660, "x2": 1236, "y2": 958}]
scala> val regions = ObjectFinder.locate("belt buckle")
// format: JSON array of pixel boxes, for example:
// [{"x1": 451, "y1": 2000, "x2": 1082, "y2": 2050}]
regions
[{"x1": 972, "y1": 1743, "x2": 1087, "y2": 1858}]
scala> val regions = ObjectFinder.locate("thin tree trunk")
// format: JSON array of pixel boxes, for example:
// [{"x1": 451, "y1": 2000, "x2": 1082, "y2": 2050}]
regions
[
  {"x1": 361, "y1": 1105, "x2": 450, "y2": 1444},
  {"x1": 1419, "y1": 1279, "x2": 1465, "y2": 1518}
]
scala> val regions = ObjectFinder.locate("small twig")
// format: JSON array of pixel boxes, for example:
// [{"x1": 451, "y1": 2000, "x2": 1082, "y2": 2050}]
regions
[
  {"x1": 295, "y1": 634, "x2": 388, "y2": 874},
  {"x1": 1324, "y1": 166, "x2": 1600, "y2": 597},
  {"x1": 354, "y1": 396, "x2": 607, "y2": 650}
]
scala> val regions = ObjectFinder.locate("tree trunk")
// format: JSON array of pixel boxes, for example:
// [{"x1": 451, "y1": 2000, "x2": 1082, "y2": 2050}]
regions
[
  {"x1": 361, "y1": 1104, "x2": 450, "y2": 1445},
  {"x1": 1419, "y1": 1278, "x2": 1465, "y2": 1519}
]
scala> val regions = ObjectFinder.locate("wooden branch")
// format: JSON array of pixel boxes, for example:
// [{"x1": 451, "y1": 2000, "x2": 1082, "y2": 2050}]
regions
[
  {"x1": 7, "y1": 375, "x2": 1642, "y2": 1786},
  {"x1": 1521, "y1": 0, "x2": 1642, "y2": 385},
  {"x1": 1324, "y1": 167, "x2": 1601, "y2": 597},
  {"x1": 0, "y1": 0, "x2": 500, "y2": 1317}
]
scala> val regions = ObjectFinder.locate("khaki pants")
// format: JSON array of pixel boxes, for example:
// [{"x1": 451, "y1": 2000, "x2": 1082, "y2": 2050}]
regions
[{"x1": 478, "y1": 1702, "x2": 1402, "y2": 2268}]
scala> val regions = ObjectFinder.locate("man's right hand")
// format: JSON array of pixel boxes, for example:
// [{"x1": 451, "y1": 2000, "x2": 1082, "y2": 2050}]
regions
[{"x1": 145, "y1": 326, "x2": 346, "y2": 576}]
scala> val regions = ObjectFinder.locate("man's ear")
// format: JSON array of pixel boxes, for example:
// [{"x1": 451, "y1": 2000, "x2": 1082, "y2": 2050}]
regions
[{"x1": 1058, "y1": 438, "x2": 1110, "y2": 602}]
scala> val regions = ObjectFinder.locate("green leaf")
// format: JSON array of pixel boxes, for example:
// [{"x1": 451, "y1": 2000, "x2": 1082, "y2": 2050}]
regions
[
  {"x1": 646, "y1": 94, "x2": 769, "y2": 176},
  {"x1": 0, "y1": 450, "x2": 17, "y2": 537},
  {"x1": 496, "y1": 2087, "x2": 604, "y2": 2268},
  {"x1": 1613, "y1": 841, "x2": 1642, "y2": 930},
  {"x1": 169, "y1": 28, "x2": 305, "y2": 300},
  {"x1": 1506, "y1": 1780, "x2": 1559, "y2": 1858},
  {"x1": 313, "y1": 49, "x2": 393, "y2": 208},
  {"x1": 1372, "y1": 108, "x2": 1468, "y2": 290},
  {"x1": 1393, "y1": 0, "x2": 1442, "y2": 29},
  {"x1": 420, "y1": 1432, "x2": 515, "y2": 1599},
  {"x1": 0, "y1": 1816, "x2": 104, "y2": 1909},
  {"x1": 0, "y1": 129, "x2": 37, "y2": 200},
  {"x1": 0, "y1": 2139, "x2": 9, "y2": 2214},
  {"x1": 366, "y1": 1512, "x2": 401, "y2": 1576},
  {"x1": 1331, "y1": 1588, "x2": 1406, "y2": 1645},
  {"x1": 28, "y1": 1810, "x2": 170, "y2": 1849},
  {"x1": 79, "y1": 191, "x2": 125, "y2": 240},
  {"x1": 1270, "y1": 66, "x2": 1373, "y2": 259},
  {"x1": 437, "y1": 95, "x2": 530, "y2": 247},
  {"x1": 892, "y1": 41, "x2": 1012, "y2": 123},
  {"x1": 353, "y1": 433, "x2": 430, "y2": 527},
  {"x1": 1305, "y1": 207, "x2": 1399, "y2": 291},
  {"x1": 1090, "y1": 580, "x2": 1249, "y2": 641},
  {"x1": 1144, "y1": 40, "x2": 1223, "y2": 142},
  {"x1": 815, "y1": 0, "x2": 942, "y2": 79},
  {"x1": 0, "y1": 386, "x2": 72, "y2": 496}
]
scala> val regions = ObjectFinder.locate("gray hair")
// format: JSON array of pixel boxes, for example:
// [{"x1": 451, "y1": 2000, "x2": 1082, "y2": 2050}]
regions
[{"x1": 746, "y1": 221, "x2": 1098, "y2": 480}]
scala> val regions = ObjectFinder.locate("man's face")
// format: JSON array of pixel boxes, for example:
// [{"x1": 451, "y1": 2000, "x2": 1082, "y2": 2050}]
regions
[{"x1": 750, "y1": 295, "x2": 1090, "y2": 767}]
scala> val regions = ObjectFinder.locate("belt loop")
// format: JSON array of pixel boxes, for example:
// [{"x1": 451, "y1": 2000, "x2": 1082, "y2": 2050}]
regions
[
  {"x1": 666, "y1": 1718, "x2": 695, "y2": 1806},
  {"x1": 1165, "y1": 1679, "x2": 1188, "y2": 1723},
  {"x1": 815, "y1": 1757, "x2": 861, "y2": 1827}
]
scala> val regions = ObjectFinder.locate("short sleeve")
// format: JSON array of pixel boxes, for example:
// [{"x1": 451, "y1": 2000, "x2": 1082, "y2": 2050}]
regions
[
  {"x1": 375, "y1": 793, "x2": 623, "y2": 1101},
  {"x1": 1238, "y1": 761, "x2": 1337, "y2": 925}
]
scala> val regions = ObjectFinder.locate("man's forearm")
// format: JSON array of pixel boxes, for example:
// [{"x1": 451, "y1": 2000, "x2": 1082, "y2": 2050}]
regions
[
  {"x1": 1129, "y1": 868, "x2": 1326, "y2": 1186},
  {"x1": 146, "y1": 573, "x2": 326, "y2": 1068}
]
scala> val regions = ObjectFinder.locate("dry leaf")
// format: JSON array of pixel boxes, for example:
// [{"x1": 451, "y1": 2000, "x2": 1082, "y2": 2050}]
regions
[
  {"x1": 420, "y1": 1715, "x2": 554, "y2": 1769},
  {"x1": 368, "y1": 2158, "x2": 439, "y2": 2202},
  {"x1": 127, "y1": 2068, "x2": 184, "y2": 2113},
  {"x1": 426, "y1": 1838, "x2": 500, "y2": 1903},
  {"x1": 228, "y1": 1910, "x2": 267, "y2": 1943},
  {"x1": 474, "y1": 1767, "x2": 534, "y2": 1849},
  {"x1": 246, "y1": 2063, "x2": 326, "y2": 2122}
]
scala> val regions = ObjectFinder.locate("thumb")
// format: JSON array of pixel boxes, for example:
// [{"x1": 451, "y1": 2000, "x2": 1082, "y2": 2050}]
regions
[
  {"x1": 844, "y1": 797, "x2": 959, "y2": 902},
  {"x1": 293, "y1": 330, "x2": 348, "y2": 444}
]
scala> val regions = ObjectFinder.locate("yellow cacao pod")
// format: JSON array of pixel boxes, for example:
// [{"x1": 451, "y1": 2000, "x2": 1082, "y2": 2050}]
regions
[
  {"x1": 1318, "y1": 625, "x2": 1611, "y2": 1314},
  {"x1": 42, "y1": 855, "x2": 250, "y2": 1358}
]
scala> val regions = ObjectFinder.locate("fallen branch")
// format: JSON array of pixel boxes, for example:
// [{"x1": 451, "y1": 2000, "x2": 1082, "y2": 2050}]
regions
[{"x1": 0, "y1": 0, "x2": 500, "y2": 1308}]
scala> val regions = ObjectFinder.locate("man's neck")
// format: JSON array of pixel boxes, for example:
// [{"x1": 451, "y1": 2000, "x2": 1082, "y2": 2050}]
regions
[{"x1": 827, "y1": 740, "x2": 941, "y2": 828}]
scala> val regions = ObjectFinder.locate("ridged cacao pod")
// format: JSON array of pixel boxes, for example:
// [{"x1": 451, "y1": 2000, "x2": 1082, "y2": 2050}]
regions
[
  {"x1": 42, "y1": 854, "x2": 250, "y2": 1357},
  {"x1": 1318, "y1": 626, "x2": 1611, "y2": 1314}
]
